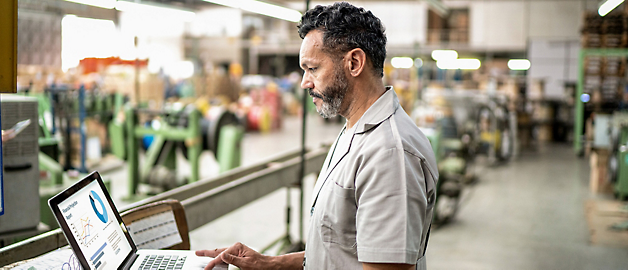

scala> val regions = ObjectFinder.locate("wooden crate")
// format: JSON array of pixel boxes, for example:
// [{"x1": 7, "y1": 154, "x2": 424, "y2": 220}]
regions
[
  {"x1": 582, "y1": 33, "x2": 602, "y2": 48},
  {"x1": 602, "y1": 33, "x2": 627, "y2": 48}
]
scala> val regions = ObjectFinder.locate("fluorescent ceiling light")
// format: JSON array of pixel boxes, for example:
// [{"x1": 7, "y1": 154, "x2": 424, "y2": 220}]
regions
[
  {"x1": 437, "y1": 58, "x2": 481, "y2": 70},
  {"x1": 457, "y1": 59, "x2": 481, "y2": 70},
  {"x1": 391, "y1": 57, "x2": 414, "y2": 69},
  {"x1": 202, "y1": 0, "x2": 302, "y2": 22},
  {"x1": 599, "y1": 0, "x2": 624, "y2": 16},
  {"x1": 436, "y1": 59, "x2": 456, "y2": 70},
  {"x1": 115, "y1": 1, "x2": 196, "y2": 22},
  {"x1": 164, "y1": 61, "x2": 195, "y2": 80},
  {"x1": 431, "y1": 50, "x2": 458, "y2": 61},
  {"x1": 508, "y1": 59, "x2": 531, "y2": 70},
  {"x1": 64, "y1": 0, "x2": 115, "y2": 9}
]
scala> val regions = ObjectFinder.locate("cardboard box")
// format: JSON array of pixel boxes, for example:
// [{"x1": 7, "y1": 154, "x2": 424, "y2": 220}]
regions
[{"x1": 590, "y1": 149, "x2": 614, "y2": 194}]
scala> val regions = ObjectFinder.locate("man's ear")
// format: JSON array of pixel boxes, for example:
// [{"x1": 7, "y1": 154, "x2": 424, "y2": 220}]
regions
[{"x1": 345, "y1": 48, "x2": 366, "y2": 78}]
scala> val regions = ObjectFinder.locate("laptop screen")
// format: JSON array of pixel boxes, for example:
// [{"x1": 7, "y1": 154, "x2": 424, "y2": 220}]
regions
[{"x1": 55, "y1": 176, "x2": 133, "y2": 270}]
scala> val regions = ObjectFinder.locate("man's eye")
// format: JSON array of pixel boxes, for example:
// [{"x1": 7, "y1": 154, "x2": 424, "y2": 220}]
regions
[{"x1": 309, "y1": 67, "x2": 317, "y2": 72}]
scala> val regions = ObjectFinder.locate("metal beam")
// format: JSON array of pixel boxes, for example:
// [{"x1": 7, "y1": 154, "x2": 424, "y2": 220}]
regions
[
  {"x1": 0, "y1": 146, "x2": 328, "y2": 266},
  {"x1": 0, "y1": 0, "x2": 17, "y2": 93},
  {"x1": 0, "y1": 229, "x2": 67, "y2": 267},
  {"x1": 183, "y1": 147, "x2": 327, "y2": 230},
  {"x1": 122, "y1": 148, "x2": 307, "y2": 210}
]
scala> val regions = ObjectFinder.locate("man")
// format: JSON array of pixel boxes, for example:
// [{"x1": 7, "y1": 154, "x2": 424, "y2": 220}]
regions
[{"x1": 197, "y1": 2, "x2": 438, "y2": 269}]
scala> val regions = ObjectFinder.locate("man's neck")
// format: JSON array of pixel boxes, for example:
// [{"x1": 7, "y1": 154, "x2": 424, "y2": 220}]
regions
[{"x1": 342, "y1": 79, "x2": 386, "y2": 129}]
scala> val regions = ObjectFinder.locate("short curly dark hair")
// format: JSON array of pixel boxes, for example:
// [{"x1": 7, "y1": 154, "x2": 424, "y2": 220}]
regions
[{"x1": 297, "y1": 2, "x2": 387, "y2": 77}]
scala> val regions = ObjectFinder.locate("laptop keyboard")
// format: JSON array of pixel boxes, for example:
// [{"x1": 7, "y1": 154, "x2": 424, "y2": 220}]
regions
[{"x1": 139, "y1": 255, "x2": 187, "y2": 270}]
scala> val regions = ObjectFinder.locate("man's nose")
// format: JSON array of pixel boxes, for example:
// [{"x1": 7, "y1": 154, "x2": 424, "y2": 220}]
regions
[{"x1": 301, "y1": 75, "x2": 313, "y2": 90}]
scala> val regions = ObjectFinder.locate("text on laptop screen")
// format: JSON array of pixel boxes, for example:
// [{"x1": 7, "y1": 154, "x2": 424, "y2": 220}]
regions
[{"x1": 57, "y1": 180, "x2": 132, "y2": 270}]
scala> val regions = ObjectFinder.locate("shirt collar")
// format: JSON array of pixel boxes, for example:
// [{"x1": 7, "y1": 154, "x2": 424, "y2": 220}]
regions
[{"x1": 354, "y1": 86, "x2": 400, "y2": 134}]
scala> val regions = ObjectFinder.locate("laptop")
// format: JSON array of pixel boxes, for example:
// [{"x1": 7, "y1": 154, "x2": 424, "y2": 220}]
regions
[{"x1": 48, "y1": 171, "x2": 227, "y2": 270}]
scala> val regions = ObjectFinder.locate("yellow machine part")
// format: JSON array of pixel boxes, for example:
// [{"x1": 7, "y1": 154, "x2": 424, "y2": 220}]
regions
[
  {"x1": 0, "y1": 0, "x2": 17, "y2": 93},
  {"x1": 480, "y1": 131, "x2": 502, "y2": 150}
]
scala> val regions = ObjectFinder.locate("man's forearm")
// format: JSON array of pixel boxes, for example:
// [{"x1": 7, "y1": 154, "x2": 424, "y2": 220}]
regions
[{"x1": 269, "y1": 251, "x2": 304, "y2": 270}]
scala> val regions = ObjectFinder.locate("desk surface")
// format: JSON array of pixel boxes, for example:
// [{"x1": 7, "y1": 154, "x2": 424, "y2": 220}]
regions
[{"x1": 3, "y1": 247, "x2": 80, "y2": 270}]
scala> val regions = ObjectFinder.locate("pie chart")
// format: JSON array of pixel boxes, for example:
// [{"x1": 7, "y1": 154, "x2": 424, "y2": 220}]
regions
[{"x1": 89, "y1": 191, "x2": 108, "y2": 223}]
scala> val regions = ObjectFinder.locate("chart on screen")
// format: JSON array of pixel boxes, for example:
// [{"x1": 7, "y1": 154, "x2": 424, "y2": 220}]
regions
[{"x1": 70, "y1": 212, "x2": 100, "y2": 248}]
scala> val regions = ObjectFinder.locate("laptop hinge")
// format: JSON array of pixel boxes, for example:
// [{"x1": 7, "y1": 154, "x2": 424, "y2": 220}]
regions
[{"x1": 122, "y1": 253, "x2": 140, "y2": 270}]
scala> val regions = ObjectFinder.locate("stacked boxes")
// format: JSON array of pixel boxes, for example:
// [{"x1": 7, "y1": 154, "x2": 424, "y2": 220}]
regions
[{"x1": 582, "y1": 12, "x2": 627, "y2": 104}]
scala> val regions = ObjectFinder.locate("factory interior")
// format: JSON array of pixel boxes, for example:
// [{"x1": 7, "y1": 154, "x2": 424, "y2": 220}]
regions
[{"x1": 2, "y1": 0, "x2": 628, "y2": 269}]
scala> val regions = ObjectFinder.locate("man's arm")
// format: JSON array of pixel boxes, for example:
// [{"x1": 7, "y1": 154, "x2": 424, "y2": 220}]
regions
[
  {"x1": 196, "y1": 243, "x2": 304, "y2": 270},
  {"x1": 270, "y1": 252, "x2": 305, "y2": 270},
  {"x1": 363, "y1": 263, "x2": 415, "y2": 270}
]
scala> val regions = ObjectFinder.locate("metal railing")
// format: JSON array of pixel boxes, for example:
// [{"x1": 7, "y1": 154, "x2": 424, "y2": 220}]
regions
[{"x1": 0, "y1": 146, "x2": 329, "y2": 267}]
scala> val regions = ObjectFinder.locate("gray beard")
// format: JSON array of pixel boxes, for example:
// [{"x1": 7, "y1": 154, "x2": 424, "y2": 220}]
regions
[
  {"x1": 316, "y1": 67, "x2": 348, "y2": 118},
  {"x1": 317, "y1": 96, "x2": 343, "y2": 118}
]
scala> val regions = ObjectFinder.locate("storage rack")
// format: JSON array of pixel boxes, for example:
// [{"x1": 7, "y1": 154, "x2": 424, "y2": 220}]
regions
[{"x1": 575, "y1": 48, "x2": 628, "y2": 154}]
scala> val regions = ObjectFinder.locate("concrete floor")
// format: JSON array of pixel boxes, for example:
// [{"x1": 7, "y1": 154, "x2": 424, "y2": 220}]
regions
[
  {"x1": 427, "y1": 145, "x2": 628, "y2": 270},
  {"x1": 105, "y1": 115, "x2": 628, "y2": 269}
]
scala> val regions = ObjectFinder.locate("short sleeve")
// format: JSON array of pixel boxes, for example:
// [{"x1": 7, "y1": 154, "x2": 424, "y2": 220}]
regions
[{"x1": 354, "y1": 147, "x2": 430, "y2": 264}]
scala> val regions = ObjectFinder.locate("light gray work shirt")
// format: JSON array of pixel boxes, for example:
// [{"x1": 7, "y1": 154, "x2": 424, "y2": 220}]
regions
[{"x1": 304, "y1": 87, "x2": 438, "y2": 269}]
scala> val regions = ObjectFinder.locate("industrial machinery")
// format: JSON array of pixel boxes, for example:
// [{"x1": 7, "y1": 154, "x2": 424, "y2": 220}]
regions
[
  {"x1": 0, "y1": 94, "x2": 40, "y2": 234},
  {"x1": 608, "y1": 113, "x2": 628, "y2": 199},
  {"x1": 476, "y1": 99, "x2": 514, "y2": 164},
  {"x1": 111, "y1": 104, "x2": 244, "y2": 198},
  {"x1": 44, "y1": 85, "x2": 121, "y2": 172},
  {"x1": 413, "y1": 89, "x2": 486, "y2": 225},
  {"x1": 421, "y1": 117, "x2": 475, "y2": 226}
]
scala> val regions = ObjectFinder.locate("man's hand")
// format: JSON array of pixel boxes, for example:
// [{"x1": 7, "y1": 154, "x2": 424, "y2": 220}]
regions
[{"x1": 196, "y1": 242, "x2": 273, "y2": 270}]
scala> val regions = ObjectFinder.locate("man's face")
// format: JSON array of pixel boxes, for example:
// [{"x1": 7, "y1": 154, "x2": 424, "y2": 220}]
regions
[{"x1": 299, "y1": 30, "x2": 349, "y2": 118}]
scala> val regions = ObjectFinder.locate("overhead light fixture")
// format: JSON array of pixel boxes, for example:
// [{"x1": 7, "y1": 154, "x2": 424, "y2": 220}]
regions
[
  {"x1": 115, "y1": 1, "x2": 196, "y2": 22},
  {"x1": 599, "y1": 0, "x2": 624, "y2": 16},
  {"x1": 202, "y1": 0, "x2": 302, "y2": 22},
  {"x1": 437, "y1": 58, "x2": 481, "y2": 70},
  {"x1": 508, "y1": 59, "x2": 531, "y2": 70},
  {"x1": 391, "y1": 57, "x2": 414, "y2": 69},
  {"x1": 457, "y1": 59, "x2": 481, "y2": 70},
  {"x1": 431, "y1": 50, "x2": 458, "y2": 61},
  {"x1": 64, "y1": 0, "x2": 115, "y2": 9},
  {"x1": 164, "y1": 61, "x2": 195, "y2": 80}
]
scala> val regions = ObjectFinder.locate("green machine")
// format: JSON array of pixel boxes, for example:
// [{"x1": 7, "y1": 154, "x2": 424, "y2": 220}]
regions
[
  {"x1": 610, "y1": 118, "x2": 628, "y2": 200},
  {"x1": 110, "y1": 104, "x2": 243, "y2": 198}
]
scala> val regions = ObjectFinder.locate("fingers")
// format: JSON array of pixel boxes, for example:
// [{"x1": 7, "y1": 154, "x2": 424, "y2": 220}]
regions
[
  {"x1": 203, "y1": 256, "x2": 227, "y2": 270},
  {"x1": 199, "y1": 242, "x2": 251, "y2": 270},
  {"x1": 195, "y1": 248, "x2": 227, "y2": 258},
  {"x1": 202, "y1": 249, "x2": 238, "y2": 270},
  {"x1": 220, "y1": 251, "x2": 240, "y2": 265}
]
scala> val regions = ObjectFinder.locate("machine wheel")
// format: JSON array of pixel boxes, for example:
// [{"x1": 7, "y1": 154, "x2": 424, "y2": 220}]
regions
[
  {"x1": 180, "y1": 107, "x2": 241, "y2": 159},
  {"x1": 433, "y1": 180, "x2": 462, "y2": 226},
  {"x1": 433, "y1": 194, "x2": 460, "y2": 226},
  {"x1": 608, "y1": 130, "x2": 620, "y2": 183}
]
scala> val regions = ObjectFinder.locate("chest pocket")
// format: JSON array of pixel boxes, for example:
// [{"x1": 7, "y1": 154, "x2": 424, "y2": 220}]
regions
[{"x1": 320, "y1": 180, "x2": 357, "y2": 251}]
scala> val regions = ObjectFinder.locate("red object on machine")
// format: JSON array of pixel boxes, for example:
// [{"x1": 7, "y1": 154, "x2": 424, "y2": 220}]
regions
[{"x1": 79, "y1": 57, "x2": 148, "y2": 74}]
